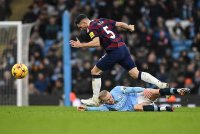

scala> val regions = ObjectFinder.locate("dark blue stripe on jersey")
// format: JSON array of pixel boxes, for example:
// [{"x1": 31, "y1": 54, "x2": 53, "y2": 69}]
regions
[{"x1": 88, "y1": 18, "x2": 126, "y2": 51}]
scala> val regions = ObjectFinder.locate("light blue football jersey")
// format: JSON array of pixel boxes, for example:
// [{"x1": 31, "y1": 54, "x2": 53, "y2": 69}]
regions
[{"x1": 86, "y1": 86, "x2": 145, "y2": 111}]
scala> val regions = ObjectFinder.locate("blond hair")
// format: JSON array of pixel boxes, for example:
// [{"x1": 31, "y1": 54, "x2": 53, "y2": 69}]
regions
[{"x1": 98, "y1": 90, "x2": 108, "y2": 101}]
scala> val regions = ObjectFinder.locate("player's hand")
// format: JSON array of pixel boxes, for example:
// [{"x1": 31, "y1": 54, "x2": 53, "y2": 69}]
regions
[
  {"x1": 70, "y1": 38, "x2": 82, "y2": 48},
  {"x1": 77, "y1": 105, "x2": 87, "y2": 111},
  {"x1": 128, "y1": 25, "x2": 135, "y2": 32}
]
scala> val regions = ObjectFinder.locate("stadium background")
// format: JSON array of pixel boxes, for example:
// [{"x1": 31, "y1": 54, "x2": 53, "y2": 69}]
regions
[{"x1": 0, "y1": 0, "x2": 200, "y2": 106}]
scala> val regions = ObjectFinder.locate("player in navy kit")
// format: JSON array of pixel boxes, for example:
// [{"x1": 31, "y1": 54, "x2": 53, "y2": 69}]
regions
[{"x1": 70, "y1": 14, "x2": 169, "y2": 106}]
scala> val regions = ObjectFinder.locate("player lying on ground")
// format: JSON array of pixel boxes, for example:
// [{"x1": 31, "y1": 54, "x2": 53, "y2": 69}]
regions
[
  {"x1": 70, "y1": 14, "x2": 169, "y2": 106},
  {"x1": 77, "y1": 86, "x2": 190, "y2": 112}
]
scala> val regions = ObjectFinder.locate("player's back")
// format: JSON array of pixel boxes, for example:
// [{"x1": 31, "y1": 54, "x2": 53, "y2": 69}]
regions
[
  {"x1": 88, "y1": 18, "x2": 125, "y2": 51},
  {"x1": 104, "y1": 86, "x2": 137, "y2": 111}
]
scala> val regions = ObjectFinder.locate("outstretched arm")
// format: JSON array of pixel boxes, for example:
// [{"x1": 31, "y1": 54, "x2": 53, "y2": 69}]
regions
[
  {"x1": 120, "y1": 86, "x2": 145, "y2": 93},
  {"x1": 77, "y1": 105, "x2": 109, "y2": 111},
  {"x1": 70, "y1": 37, "x2": 100, "y2": 48},
  {"x1": 120, "y1": 86, "x2": 155, "y2": 98},
  {"x1": 115, "y1": 22, "x2": 135, "y2": 32}
]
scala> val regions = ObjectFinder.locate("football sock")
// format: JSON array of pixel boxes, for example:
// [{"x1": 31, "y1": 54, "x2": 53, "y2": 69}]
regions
[
  {"x1": 160, "y1": 106, "x2": 167, "y2": 111},
  {"x1": 138, "y1": 71, "x2": 142, "y2": 80},
  {"x1": 140, "y1": 72, "x2": 163, "y2": 88},
  {"x1": 143, "y1": 105, "x2": 160, "y2": 111},
  {"x1": 92, "y1": 75, "x2": 101, "y2": 99},
  {"x1": 159, "y1": 88, "x2": 178, "y2": 96},
  {"x1": 143, "y1": 105, "x2": 172, "y2": 112}
]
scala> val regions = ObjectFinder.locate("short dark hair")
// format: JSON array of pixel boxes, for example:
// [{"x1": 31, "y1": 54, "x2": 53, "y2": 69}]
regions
[{"x1": 75, "y1": 14, "x2": 88, "y2": 25}]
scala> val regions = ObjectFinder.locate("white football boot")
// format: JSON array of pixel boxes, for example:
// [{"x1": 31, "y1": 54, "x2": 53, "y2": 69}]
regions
[{"x1": 81, "y1": 97, "x2": 100, "y2": 106}]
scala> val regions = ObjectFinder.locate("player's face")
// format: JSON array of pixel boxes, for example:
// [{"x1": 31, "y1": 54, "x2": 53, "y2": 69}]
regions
[
  {"x1": 77, "y1": 20, "x2": 88, "y2": 30},
  {"x1": 102, "y1": 92, "x2": 114, "y2": 104}
]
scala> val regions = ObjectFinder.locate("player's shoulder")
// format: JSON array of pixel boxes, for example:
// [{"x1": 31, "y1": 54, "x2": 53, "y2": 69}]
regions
[
  {"x1": 90, "y1": 18, "x2": 108, "y2": 25},
  {"x1": 88, "y1": 19, "x2": 99, "y2": 29},
  {"x1": 99, "y1": 18, "x2": 113, "y2": 23},
  {"x1": 99, "y1": 18, "x2": 108, "y2": 21},
  {"x1": 111, "y1": 86, "x2": 123, "y2": 93}
]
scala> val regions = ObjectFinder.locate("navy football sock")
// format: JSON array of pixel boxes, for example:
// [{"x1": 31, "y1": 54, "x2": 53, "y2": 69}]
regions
[
  {"x1": 159, "y1": 88, "x2": 178, "y2": 96},
  {"x1": 143, "y1": 105, "x2": 160, "y2": 111}
]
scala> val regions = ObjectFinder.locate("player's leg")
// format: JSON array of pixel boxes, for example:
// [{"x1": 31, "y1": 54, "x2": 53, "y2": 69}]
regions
[
  {"x1": 143, "y1": 88, "x2": 191, "y2": 101},
  {"x1": 134, "y1": 87, "x2": 190, "y2": 112},
  {"x1": 81, "y1": 65, "x2": 102, "y2": 106},
  {"x1": 119, "y1": 56, "x2": 169, "y2": 88},
  {"x1": 158, "y1": 87, "x2": 191, "y2": 96},
  {"x1": 135, "y1": 91, "x2": 174, "y2": 112},
  {"x1": 81, "y1": 54, "x2": 116, "y2": 106},
  {"x1": 128, "y1": 67, "x2": 169, "y2": 88},
  {"x1": 134, "y1": 104, "x2": 174, "y2": 112},
  {"x1": 91, "y1": 66, "x2": 102, "y2": 98},
  {"x1": 118, "y1": 47, "x2": 169, "y2": 88}
]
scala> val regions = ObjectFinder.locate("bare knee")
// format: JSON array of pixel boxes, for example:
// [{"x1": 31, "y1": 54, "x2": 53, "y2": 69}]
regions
[
  {"x1": 134, "y1": 104, "x2": 143, "y2": 111},
  {"x1": 91, "y1": 68, "x2": 100, "y2": 75},
  {"x1": 128, "y1": 68, "x2": 139, "y2": 79},
  {"x1": 148, "y1": 89, "x2": 160, "y2": 100},
  {"x1": 91, "y1": 66, "x2": 102, "y2": 75},
  {"x1": 151, "y1": 90, "x2": 160, "y2": 97}
]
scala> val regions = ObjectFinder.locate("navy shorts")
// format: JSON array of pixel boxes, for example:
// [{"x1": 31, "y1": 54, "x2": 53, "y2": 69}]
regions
[{"x1": 96, "y1": 45, "x2": 136, "y2": 71}]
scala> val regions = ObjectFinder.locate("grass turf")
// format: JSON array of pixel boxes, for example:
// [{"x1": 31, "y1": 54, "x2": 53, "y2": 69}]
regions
[{"x1": 0, "y1": 107, "x2": 200, "y2": 134}]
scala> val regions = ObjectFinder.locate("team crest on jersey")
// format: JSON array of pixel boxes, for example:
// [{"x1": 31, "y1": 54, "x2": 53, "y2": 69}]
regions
[
  {"x1": 97, "y1": 21, "x2": 104, "y2": 25},
  {"x1": 89, "y1": 32, "x2": 95, "y2": 38},
  {"x1": 118, "y1": 95, "x2": 122, "y2": 99}
]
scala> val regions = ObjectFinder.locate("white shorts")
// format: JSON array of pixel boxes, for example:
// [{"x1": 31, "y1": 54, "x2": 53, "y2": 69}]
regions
[{"x1": 136, "y1": 92, "x2": 154, "y2": 105}]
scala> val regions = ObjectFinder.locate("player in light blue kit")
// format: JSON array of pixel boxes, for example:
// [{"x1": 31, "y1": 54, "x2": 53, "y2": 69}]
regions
[{"x1": 77, "y1": 86, "x2": 190, "y2": 112}]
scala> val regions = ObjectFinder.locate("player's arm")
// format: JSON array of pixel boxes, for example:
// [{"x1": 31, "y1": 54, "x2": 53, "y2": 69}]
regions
[
  {"x1": 120, "y1": 86, "x2": 145, "y2": 94},
  {"x1": 77, "y1": 105, "x2": 109, "y2": 111},
  {"x1": 70, "y1": 37, "x2": 100, "y2": 48},
  {"x1": 115, "y1": 22, "x2": 134, "y2": 32},
  {"x1": 121, "y1": 86, "x2": 154, "y2": 98}
]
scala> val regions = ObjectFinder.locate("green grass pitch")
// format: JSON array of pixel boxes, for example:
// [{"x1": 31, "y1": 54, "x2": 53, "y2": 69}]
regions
[{"x1": 0, "y1": 107, "x2": 200, "y2": 134}]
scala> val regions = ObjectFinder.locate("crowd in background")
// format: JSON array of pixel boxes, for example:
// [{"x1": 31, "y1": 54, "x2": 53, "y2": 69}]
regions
[
  {"x1": 1, "y1": 0, "x2": 200, "y2": 97},
  {"x1": 0, "y1": 0, "x2": 15, "y2": 104},
  {"x1": 0, "y1": 0, "x2": 12, "y2": 21}
]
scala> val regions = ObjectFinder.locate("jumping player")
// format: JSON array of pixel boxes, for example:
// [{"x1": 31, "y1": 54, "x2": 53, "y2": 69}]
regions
[{"x1": 70, "y1": 14, "x2": 169, "y2": 106}]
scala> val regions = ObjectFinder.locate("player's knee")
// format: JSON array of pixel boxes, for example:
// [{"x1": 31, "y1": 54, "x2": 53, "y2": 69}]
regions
[
  {"x1": 91, "y1": 69, "x2": 96, "y2": 75},
  {"x1": 146, "y1": 90, "x2": 159, "y2": 101},
  {"x1": 129, "y1": 68, "x2": 139, "y2": 79},
  {"x1": 91, "y1": 69, "x2": 100, "y2": 75},
  {"x1": 134, "y1": 105, "x2": 143, "y2": 111},
  {"x1": 150, "y1": 90, "x2": 156, "y2": 94},
  {"x1": 152, "y1": 90, "x2": 160, "y2": 96},
  {"x1": 91, "y1": 66, "x2": 103, "y2": 75},
  {"x1": 134, "y1": 105, "x2": 139, "y2": 110}
]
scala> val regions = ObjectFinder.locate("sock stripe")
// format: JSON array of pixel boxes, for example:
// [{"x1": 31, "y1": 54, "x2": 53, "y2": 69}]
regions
[
  {"x1": 138, "y1": 71, "x2": 142, "y2": 80},
  {"x1": 170, "y1": 88, "x2": 175, "y2": 94},
  {"x1": 154, "y1": 105, "x2": 158, "y2": 111},
  {"x1": 92, "y1": 75, "x2": 101, "y2": 78}
]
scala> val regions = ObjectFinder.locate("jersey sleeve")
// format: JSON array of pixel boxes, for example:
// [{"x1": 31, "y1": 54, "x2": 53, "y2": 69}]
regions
[
  {"x1": 102, "y1": 18, "x2": 116, "y2": 26},
  {"x1": 111, "y1": 86, "x2": 124, "y2": 93},
  {"x1": 86, "y1": 105, "x2": 109, "y2": 111},
  {"x1": 120, "y1": 86, "x2": 145, "y2": 94},
  {"x1": 88, "y1": 27, "x2": 99, "y2": 40},
  {"x1": 108, "y1": 19, "x2": 116, "y2": 26}
]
